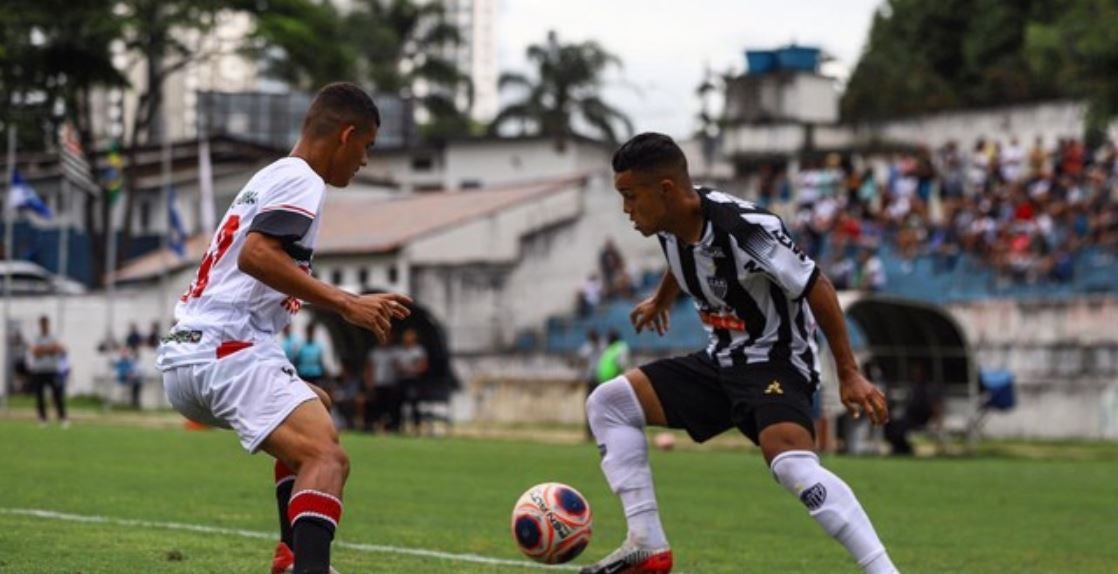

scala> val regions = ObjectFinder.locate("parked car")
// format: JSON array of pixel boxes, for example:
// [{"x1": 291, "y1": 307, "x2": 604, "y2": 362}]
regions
[{"x1": 0, "y1": 260, "x2": 86, "y2": 295}]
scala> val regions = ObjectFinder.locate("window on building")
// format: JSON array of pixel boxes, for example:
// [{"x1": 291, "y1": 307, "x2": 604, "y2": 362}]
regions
[
  {"x1": 388, "y1": 266, "x2": 398, "y2": 284},
  {"x1": 331, "y1": 268, "x2": 343, "y2": 285},
  {"x1": 411, "y1": 155, "x2": 434, "y2": 171},
  {"x1": 358, "y1": 267, "x2": 369, "y2": 287}
]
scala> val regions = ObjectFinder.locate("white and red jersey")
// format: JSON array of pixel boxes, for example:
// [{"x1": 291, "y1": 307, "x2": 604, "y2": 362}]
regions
[{"x1": 156, "y1": 157, "x2": 325, "y2": 370}]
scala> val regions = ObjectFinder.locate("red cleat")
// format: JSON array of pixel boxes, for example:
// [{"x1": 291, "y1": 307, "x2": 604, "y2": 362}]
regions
[
  {"x1": 271, "y1": 542, "x2": 294, "y2": 574},
  {"x1": 579, "y1": 540, "x2": 673, "y2": 574}
]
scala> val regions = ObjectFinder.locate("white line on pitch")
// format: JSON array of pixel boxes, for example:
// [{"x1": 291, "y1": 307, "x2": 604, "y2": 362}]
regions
[{"x1": 0, "y1": 508, "x2": 579, "y2": 571}]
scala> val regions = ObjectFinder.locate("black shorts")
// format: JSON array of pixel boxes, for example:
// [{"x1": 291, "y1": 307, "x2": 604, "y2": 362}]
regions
[{"x1": 641, "y1": 352, "x2": 816, "y2": 444}]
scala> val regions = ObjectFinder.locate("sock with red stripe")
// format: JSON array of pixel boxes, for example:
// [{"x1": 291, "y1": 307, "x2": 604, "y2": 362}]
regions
[
  {"x1": 288, "y1": 489, "x2": 343, "y2": 574},
  {"x1": 274, "y1": 460, "x2": 296, "y2": 548}
]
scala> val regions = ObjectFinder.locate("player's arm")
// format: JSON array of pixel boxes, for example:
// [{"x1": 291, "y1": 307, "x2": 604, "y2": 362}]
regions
[
  {"x1": 630, "y1": 269, "x2": 679, "y2": 335},
  {"x1": 805, "y1": 273, "x2": 889, "y2": 425},
  {"x1": 238, "y1": 232, "x2": 411, "y2": 342}
]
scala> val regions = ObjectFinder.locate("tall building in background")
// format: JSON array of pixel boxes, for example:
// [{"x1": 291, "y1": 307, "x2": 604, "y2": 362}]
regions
[{"x1": 441, "y1": 0, "x2": 499, "y2": 122}]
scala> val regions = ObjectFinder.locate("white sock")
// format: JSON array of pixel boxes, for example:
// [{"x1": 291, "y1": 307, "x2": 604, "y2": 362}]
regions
[
  {"x1": 771, "y1": 450, "x2": 898, "y2": 574},
  {"x1": 586, "y1": 377, "x2": 668, "y2": 549}
]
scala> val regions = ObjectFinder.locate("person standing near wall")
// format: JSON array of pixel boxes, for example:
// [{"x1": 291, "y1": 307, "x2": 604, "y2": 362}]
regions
[{"x1": 29, "y1": 315, "x2": 68, "y2": 428}]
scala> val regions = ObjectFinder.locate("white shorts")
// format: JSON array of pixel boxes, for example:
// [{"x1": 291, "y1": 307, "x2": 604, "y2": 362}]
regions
[{"x1": 162, "y1": 341, "x2": 318, "y2": 453}]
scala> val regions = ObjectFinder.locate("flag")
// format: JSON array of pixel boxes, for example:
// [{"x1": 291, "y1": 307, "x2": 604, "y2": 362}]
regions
[
  {"x1": 102, "y1": 140, "x2": 124, "y2": 204},
  {"x1": 58, "y1": 122, "x2": 100, "y2": 196},
  {"x1": 167, "y1": 187, "x2": 187, "y2": 257},
  {"x1": 7, "y1": 169, "x2": 52, "y2": 219}
]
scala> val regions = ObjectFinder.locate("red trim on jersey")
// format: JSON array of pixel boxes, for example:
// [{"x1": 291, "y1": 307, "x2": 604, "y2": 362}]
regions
[
  {"x1": 288, "y1": 490, "x2": 343, "y2": 529},
  {"x1": 260, "y1": 203, "x2": 316, "y2": 218},
  {"x1": 274, "y1": 460, "x2": 296, "y2": 485},
  {"x1": 216, "y1": 340, "x2": 254, "y2": 359}
]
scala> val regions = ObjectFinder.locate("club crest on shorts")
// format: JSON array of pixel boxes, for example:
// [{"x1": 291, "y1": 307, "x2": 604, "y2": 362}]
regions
[
  {"x1": 800, "y1": 483, "x2": 827, "y2": 510},
  {"x1": 706, "y1": 276, "x2": 728, "y2": 300}
]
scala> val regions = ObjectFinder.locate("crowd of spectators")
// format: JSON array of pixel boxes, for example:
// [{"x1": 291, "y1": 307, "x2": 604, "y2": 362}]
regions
[{"x1": 763, "y1": 136, "x2": 1118, "y2": 291}]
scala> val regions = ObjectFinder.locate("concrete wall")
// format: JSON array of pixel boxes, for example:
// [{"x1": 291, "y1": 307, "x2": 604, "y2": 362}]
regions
[
  {"x1": 723, "y1": 100, "x2": 1118, "y2": 160},
  {"x1": 947, "y1": 297, "x2": 1118, "y2": 439},
  {"x1": 408, "y1": 174, "x2": 665, "y2": 353}
]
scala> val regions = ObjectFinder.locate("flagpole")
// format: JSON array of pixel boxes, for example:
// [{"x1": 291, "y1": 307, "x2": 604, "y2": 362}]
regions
[
  {"x1": 56, "y1": 178, "x2": 70, "y2": 337},
  {"x1": 158, "y1": 122, "x2": 172, "y2": 325},
  {"x1": 2, "y1": 125, "x2": 16, "y2": 411}
]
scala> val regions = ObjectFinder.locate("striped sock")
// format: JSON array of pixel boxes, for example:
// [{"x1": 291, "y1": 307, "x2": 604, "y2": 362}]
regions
[
  {"x1": 274, "y1": 461, "x2": 296, "y2": 548},
  {"x1": 288, "y1": 489, "x2": 343, "y2": 574}
]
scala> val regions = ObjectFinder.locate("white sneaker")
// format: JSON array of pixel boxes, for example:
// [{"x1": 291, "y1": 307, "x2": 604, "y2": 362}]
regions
[{"x1": 60, "y1": 420, "x2": 71, "y2": 430}]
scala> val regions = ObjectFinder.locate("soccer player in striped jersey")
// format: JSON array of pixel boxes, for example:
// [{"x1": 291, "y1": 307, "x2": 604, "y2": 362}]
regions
[
  {"x1": 157, "y1": 83, "x2": 412, "y2": 574},
  {"x1": 580, "y1": 133, "x2": 898, "y2": 574}
]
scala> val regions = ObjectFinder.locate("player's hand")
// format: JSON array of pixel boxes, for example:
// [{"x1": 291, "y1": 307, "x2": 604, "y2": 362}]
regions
[
  {"x1": 341, "y1": 292, "x2": 413, "y2": 343},
  {"x1": 629, "y1": 296, "x2": 672, "y2": 336},
  {"x1": 839, "y1": 371, "x2": 889, "y2": 426}
]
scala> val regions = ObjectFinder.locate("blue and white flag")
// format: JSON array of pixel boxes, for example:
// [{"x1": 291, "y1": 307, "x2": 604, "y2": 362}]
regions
[
  {"x1": 167, "y1": 187, "x2": 187, "y2": 257},
  {"x1": 7, "y1": 169, "x2": 52, "y2": 219}
]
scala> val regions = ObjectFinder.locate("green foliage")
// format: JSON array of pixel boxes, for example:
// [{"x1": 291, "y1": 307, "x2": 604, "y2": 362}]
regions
[
  {"x1": 841, "y1": 0, "x2": 1118, "y2": 128},
  {"x1": 242, "y1": 0, "x2": 356, "y2": 92},
  {"x1": 0, "y1": 0, "x2": 125, "y2": 148},
  {"x1": 490, "y1": 31, "x2": 633, "y2": 147}
]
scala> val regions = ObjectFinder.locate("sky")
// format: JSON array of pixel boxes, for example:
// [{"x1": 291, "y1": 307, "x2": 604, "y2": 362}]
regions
[{"x1": 497, "y1": 0, "x2": 883, "y2": 138}]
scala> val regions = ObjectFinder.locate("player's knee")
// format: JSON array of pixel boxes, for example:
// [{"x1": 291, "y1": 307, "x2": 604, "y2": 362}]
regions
[
  {"x1": 769, "y1": 449, "x2": 819, "y2": 492},
  {"x1": 759, "y1": 423, "x2": 815, "y2": 465},
  {"x1": 586, "y1": 377, "x2": 643, "y2": 430}
]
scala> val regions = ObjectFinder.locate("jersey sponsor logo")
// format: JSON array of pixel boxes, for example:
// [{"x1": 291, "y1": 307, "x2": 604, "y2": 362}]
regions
[
  {"x1": 233, "y1": 190, "x2": 258, "y2": 206},
  {"x1": 764, "y1": 380, "x2": 784, "y2": 395},
  {"x1": 699, "y1": 311, "x2": 746, "y2": 332},
  {"x1": 800, "y1": 482, "x2": 827, "y2": 510},
  {"x1": 160, "y1": 329, "x2": 202, "y2": 344}
]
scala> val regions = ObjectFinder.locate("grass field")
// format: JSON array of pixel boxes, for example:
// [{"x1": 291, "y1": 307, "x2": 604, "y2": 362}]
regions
[{"x1": 0, "y1": 417, "x2": 1116, "y2": 573}]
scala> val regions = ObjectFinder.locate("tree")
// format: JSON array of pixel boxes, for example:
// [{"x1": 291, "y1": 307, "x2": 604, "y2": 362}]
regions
[
  {"x1": 841, "y1": 0, "x2": 1071, "y2": 122},
  {"x1": 0, "y1": 0, "x2": 127, "y2": 284},
  {"x1": 242, "y1": 0, "x2": 356, "y2": 92},
  {"x1": 1024, "y1": 0, "x2": 1118, "y2": 142},
  {"x1": 346, "y1": 0, "x2": 473, "y2": 140},
  {"x1": 490, "y1": 30, "x2": 632, "y2": 149},
  {"x1": 115, "y1": 0, "x2": 248, "y2": 260}
]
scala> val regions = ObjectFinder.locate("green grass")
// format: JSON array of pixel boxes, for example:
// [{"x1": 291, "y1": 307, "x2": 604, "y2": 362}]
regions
[{"x1": 0, "y1": 419, "x2": 1116, "y2": 573}]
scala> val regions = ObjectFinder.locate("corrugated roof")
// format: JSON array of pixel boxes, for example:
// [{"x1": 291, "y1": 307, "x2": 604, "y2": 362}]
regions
[{"x1": 110, "y1": 175, "x2": 588, "y2": 283}]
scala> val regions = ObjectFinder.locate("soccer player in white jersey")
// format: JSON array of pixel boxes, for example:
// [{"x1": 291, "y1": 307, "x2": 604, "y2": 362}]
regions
[
  {"x1": 579, "y1": 133, "x2": 898, "y2": 574},
  {"x1": 157, "y1": 83, "x2": 411, "y2": 574}
]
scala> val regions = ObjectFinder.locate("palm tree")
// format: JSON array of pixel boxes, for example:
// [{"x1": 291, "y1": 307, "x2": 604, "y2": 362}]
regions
[
  {"x1": 490, "y1": 30, "x2": 632, "y2": 149},
  {"x1": 347, "y1": 0, "x2": 474, "y2": 140}
]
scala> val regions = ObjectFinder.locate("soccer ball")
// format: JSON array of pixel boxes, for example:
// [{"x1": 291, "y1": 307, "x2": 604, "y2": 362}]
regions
[{"x1": 510, "y1": 482, "x2": 593, "y2": 564}]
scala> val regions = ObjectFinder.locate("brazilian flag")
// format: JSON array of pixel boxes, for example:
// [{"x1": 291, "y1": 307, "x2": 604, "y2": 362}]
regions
[{"x1": 103, "y1": 140, "x2": 124, "y2": 204}]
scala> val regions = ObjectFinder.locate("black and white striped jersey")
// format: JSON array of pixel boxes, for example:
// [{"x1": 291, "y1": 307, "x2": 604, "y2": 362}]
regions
[{"x1": 657, "y1": 187, "x2": 821, "y2": 383}]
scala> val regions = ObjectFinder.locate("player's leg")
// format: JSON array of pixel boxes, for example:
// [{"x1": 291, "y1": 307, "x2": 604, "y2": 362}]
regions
[
  {"x1": 582, "y1": 353, "x2": 728, "y2": 574},
  {"x1": 753, "y1": 378, "x2": 898, "y2": 574},
  {"x1": 581, "y1": 370, "x2": 672, "y2": 574},
  {"x1": 261, "y1": 399, "x2": 348, "y2": 574}
]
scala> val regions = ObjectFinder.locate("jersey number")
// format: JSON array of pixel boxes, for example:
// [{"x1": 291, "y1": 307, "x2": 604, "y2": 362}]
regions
[{"x1": 182, "y1": 215, "x2": 241, "y2": 301}]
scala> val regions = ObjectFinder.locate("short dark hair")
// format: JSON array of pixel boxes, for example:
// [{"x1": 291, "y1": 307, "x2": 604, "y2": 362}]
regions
[
  {"x1": 611, "y1": 132, "x2": 688, "y2": 175},
  {"x1": 302, "y1": 82, "x2": 381, "y2": 138}
]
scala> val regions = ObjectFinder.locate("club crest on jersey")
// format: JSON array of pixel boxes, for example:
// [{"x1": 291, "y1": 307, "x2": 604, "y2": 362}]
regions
[{"x1": 707, "y1": 276, "x2": 728, "y2": 299}]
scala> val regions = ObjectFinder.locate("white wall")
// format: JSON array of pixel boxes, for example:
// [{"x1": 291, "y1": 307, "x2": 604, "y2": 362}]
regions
[
  {"x1": 947, "y1": 297, "x2": 1118, "y2": 439},
  {"x1": 443, "y1": 140, "x2": 600, "y2": 189}
]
